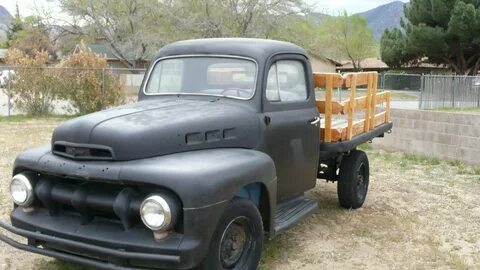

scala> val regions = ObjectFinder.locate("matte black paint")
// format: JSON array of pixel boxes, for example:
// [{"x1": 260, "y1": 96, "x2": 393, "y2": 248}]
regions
[
  {"x1": 1, "y1": 38, "x2": 392, "y2": 270},
  {"x1": 52, "y1": 98, "x2": 261, "y2": 161}
]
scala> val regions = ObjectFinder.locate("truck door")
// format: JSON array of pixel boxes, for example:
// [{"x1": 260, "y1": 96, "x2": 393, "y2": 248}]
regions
[{"x1": 262, "y1": 54, "x2": 320, "y2": 200}]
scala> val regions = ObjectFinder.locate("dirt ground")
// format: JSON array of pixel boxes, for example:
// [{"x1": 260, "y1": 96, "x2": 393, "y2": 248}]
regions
[{"x1": 0, "y1": 118, "x2": 479, "y2": 270}]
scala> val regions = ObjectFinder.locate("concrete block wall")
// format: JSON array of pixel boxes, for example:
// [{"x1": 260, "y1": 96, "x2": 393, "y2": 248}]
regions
[{"x1": 372, "y1": 109, "x2": 480, "y2": 164}]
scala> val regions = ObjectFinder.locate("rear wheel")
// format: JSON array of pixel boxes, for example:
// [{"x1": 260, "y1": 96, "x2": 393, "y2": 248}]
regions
[
  {"x1": 197, "y1": 198, "x2": 263, "y2": 270},
  {"x1": 337, "y1": 150, "x2": 370, "y2": 209}
]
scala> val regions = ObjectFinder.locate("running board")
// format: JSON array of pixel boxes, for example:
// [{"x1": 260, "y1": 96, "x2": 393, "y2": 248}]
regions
[{"x1": 274, "y1": 196, "x2": 318, "y2": 235}]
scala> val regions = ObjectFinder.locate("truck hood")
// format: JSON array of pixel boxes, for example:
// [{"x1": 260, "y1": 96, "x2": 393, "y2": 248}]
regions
[{"x1": 51, "y1": 97, "x2": 260, "y2": 161}]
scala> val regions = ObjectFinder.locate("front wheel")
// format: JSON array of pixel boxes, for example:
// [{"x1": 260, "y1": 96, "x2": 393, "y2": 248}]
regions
[
  {"x1": 197, "y1": 198, "x2": 263, "y2": 270},
  {"x1": 337, "y1": 149, "x2": 370, "y2": 209}
]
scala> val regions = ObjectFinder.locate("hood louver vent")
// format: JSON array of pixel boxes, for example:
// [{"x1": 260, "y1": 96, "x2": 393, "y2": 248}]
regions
[{"x1": 53, "y1": 142, "x2": 114, "y2": 161}]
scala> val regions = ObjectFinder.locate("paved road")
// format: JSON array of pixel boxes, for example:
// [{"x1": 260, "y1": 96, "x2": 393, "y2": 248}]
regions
[{"x1": 391, "y1": 100, "x2": 419, "y2": 110}]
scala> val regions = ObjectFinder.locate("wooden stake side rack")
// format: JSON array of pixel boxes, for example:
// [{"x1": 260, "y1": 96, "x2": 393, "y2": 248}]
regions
[{"x1": 314, "y1": 72, "x2": 391, "y2": 143}]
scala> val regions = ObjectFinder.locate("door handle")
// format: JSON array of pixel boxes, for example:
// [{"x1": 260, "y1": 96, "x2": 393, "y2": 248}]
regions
[{"x1": 309, "y1": 117, "x2": 320, "y2": 126}]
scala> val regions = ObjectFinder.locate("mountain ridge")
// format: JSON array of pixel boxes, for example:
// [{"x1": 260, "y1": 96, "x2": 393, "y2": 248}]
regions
[
  {"x1": 310, "y1": 1, "x2": 407, "y2": 42},
  {"x1": 0, "y1": 6, "x2": 12, "y2": 42},
  {"x1": 356, "y1": 1, "x2": 406, "y2": 41}
]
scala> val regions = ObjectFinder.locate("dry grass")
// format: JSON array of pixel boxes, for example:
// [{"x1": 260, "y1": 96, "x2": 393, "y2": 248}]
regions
[
  {"x1": 260, "y1": 148, "x2": 480, "y2": 270},
  {"x1": 0, "y1": 118, "x2": 479, "y2": 270}
]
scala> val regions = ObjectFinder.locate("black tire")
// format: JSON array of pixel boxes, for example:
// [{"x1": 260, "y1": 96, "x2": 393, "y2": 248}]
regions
[
  {"x1": 337, "y1": 149, "x2": 370, "y2": 209},
  {"x1": 197, "y1": 198, "x2": 263, "y2": 270}
]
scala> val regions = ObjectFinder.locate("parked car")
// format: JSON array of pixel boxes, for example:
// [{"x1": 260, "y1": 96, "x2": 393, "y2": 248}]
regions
[
  {"x1": 0, "y1": 38, "x2": 393, "y2": 270},
  {"x1": 0, "y1": 69, "x2": 15, "y2": 88}
]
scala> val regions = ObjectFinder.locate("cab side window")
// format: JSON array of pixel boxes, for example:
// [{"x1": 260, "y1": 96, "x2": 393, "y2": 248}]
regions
[{"x1": 266, "y1": 60, "x2": 308, "y2": 102}]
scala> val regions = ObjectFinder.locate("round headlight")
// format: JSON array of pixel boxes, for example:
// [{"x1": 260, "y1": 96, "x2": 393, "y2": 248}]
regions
[
  {"x1": 140, "y1": 195, "x2": 172, "y2": 231},
  {"x1": 10, "y1": 174, "x2": 34, "y2": 207}
]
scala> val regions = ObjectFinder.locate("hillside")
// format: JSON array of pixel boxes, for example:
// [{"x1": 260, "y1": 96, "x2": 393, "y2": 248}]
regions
[
  {"x1": 356, "y1": 1, "x2": 406, "y2": 41},
  {"x1": 0, "y1": 5, "x2": 12, "y2": 42}
]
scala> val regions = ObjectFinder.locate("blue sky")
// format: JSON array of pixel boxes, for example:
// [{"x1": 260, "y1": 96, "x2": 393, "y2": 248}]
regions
[{"x1": 0, "y1": 0, "x2": 409, "y2": 17}]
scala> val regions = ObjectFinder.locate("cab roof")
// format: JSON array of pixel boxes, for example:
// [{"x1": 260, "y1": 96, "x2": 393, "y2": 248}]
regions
[{"x1": 154, "y1": 38, "x2": 308, "y2": 63}]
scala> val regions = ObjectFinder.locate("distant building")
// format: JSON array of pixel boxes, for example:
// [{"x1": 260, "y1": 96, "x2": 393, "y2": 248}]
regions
[
  {"x1": 70, "y1": 43, "x2": 148, "y2": 96},
  {"x1": 85, "y1": 44, "x2": 149, "y2": 69},
  {"x1": 0, "y1": 48, "x2": 7, "y2": 64},
  {"x1": 337, "y1": 57, "x2": 451, "y2": 74},
  {"x1": 309, "y1": 55, "x2": 342, "y2": 73}
]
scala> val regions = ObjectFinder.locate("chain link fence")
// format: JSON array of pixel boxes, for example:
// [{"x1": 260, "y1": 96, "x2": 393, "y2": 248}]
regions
[
  {"x1": 0, "y1": 66, "x2": 146, "y2": 116},
  {"x1": 329, "y1": 73, "x2": 421, "y2": 110},
  {"x1": 2, "y1": 68, "x2": 479, "y2": 116},
  {"x1": 420, "y1": 75, "x2": 480, "y2": 110}
]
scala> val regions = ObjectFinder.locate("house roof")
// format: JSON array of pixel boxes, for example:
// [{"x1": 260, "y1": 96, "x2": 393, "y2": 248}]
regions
[
  {"x1": 337, "y1": 57, "x2": 450, "y2": 70},
  {"x1": 338, "y1": 58, "x2": 389, "y2": 70},
  {"x1": 87, "y1": 44, "x2": 117, "y2": 60},
  {"x1": 309, "y1": 54, "x2": 342, "y2": 66}
]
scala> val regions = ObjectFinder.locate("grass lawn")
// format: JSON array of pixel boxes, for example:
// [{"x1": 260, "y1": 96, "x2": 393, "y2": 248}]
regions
[
  {"x1": 434, "y1": 107, "x2": 480, "y2": 114},
  {"x1": 0, "y1": 118, "x2": 479, "y2": 270}
]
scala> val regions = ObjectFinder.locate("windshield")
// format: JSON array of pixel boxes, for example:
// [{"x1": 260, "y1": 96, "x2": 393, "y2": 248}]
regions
[{"x1": 144, "y1": 56, "x2": 257, "y2": 99}]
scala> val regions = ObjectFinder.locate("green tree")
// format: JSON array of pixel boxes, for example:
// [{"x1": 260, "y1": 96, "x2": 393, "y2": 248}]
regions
[
  {"x1": 269, "y1": 15, "x2": 322, "y2": 55},
  {"x1": 171, "y1": 0, "x2": 309, "y2": 38},
  {"x1": 55, "y1": 0, "x2": 309, "y2": 68},
  {"x1": 381, "y1": 0, "x2": 480, "y2": 75},
  {"x1": 317, "y1": 13, "x2": 378, "y2": 70},
  {"x1": 6, "y1": 3, "x2": 24, "y2": 43},
  {"x1": 57, "y1": 0, "x2": 171, "y2": 69},
  {"x1": 9, "y1": 16, "x2": 55, "y2": 58}
]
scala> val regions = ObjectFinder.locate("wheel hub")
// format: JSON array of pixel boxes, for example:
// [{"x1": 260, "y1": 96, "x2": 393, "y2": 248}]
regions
[
  {"x1": 356, "y1": 163, "x2": 367, "y2": 200},
  {"x1": 220, "y1": 218, "x2": 251, "y2": 268}
]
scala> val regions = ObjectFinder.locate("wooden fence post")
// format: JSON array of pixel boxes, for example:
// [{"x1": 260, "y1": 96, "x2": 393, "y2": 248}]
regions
[
  {"x1": 364, "y1": 73, "x2": 372, "y2": 132},
  {"x1": 370, "y1": 73, "x2": 378, "y2": 129},
  {"x1": 325, "y1": 75, "x2": 333, "y2": 143},
  {"x1": 347, "y1": 74, "x2": 357, "y2": 140}
]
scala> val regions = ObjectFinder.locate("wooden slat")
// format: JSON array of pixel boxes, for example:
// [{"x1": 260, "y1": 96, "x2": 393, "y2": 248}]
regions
[
  {"x1": 374, "y1": 111, "x2": 387, "y2": 126},
  {"x1": 343, "y1": 73, "x2": 368, "y2": 87},
  {"x1": 364, "y1": 73, "x2": 373, "y2": 132},
  {"x1": 313, "y1": 73, "x2": 343, "y2": 88},
  {"x1": 369, "y1": 73, "x2": 378, "y2": 129},
  {"x1": 324, "y1": 75, "x2": 333, "y2": 143},
  {"x1": 350, "y1": 119, "x2": 367, "y2": 139},
  {"x1": 315, "y1": 71, "x2": 391, "y2": 143},
  {"x1": 316, "y1": 100, "x2": 344, "y2": 115},
  {"x1": 344, "y1": 91, "x2": 387, "y2": 109},
  {"x1": 385, "y1": 91, "x2": 391, "y2": 122},
  {"x1": 320, "y1": 128, "x2": 343, "y2": 142},
  {"x1": 320, "y1": 119, "x2": 367, "y2": 142},
  {"x1": 343, "y1": 95, "x2": 368, "y2": 112},
  {"x1": 346, "y1": 74, "x2": 357, "y2": 140},
  {"x1": 375, "y1": 91, "x2": 389, "y2": 104}
]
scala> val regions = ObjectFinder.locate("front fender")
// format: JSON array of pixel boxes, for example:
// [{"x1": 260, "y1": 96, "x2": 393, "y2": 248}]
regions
[
  {"x1": 13, "y1": 147, "x2": 277, "y2": 267},
  {"x1": 14, "y1": 147, "x2": 277, "y2": 208},
  {"x1": 119, "y1": 148, "x2": 277, "y2": 207}
]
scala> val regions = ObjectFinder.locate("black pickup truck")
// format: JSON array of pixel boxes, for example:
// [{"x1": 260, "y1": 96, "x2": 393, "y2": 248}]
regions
[{"x1": 0, "y1": 38, "x2": 393, "y2": 270}]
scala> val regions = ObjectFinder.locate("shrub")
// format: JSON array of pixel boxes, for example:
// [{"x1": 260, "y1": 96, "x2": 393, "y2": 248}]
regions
[
  {"x1": 5, "y1": 49, "x2": 58, "y2": 116},
  {"x1": 57, "y1": 48, "x2": 124, "y2": 114}
]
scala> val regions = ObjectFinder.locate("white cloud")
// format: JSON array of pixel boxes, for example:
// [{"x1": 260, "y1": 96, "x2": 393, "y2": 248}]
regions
[
  {"x1": 307, "y1": 0, "x2": 409, "y2": 14},
  {"x1": 0, "y1": 0, "x2": 58, "y2": 17}
]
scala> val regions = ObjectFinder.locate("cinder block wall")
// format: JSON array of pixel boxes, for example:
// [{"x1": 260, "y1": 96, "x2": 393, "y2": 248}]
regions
[{"x1": 372, "y1": 109, "x2": 480, "y2": 164}]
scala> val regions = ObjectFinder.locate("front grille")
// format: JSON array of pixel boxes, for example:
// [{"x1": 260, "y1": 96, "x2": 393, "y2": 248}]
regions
[
  {"x1": 52, "y1": 142, "x2": 114, "y2": 160},
  {"x1": 33, "y1": 176, "x2": 146, "y2": 230}
]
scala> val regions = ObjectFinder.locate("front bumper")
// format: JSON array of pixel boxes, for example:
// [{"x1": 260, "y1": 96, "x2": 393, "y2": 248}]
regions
[
  {"x1": 0, "y1": 220, "x2": 179, "y2": 270},
  {"x1": 0, "y1": 202, "x2": 226, "y2": 270}
]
